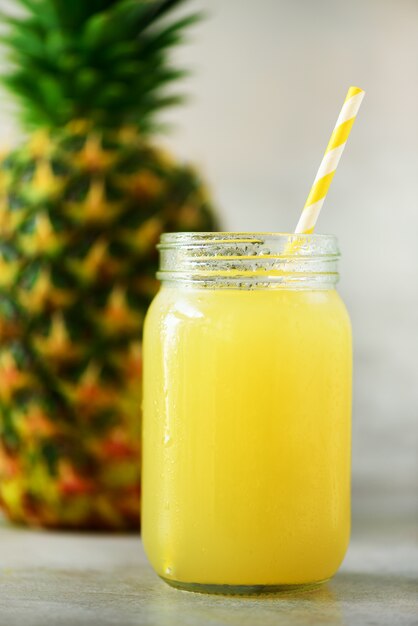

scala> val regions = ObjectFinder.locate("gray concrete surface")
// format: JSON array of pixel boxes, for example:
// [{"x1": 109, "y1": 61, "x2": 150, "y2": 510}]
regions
[{"x1": 0, "y1": 514, "x2": 417, "y2": 626}]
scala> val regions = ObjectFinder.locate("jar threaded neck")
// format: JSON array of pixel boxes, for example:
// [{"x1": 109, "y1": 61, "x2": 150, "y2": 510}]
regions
[{"x1": 158, "y1": 232, "x2": 340, "y2": 289}]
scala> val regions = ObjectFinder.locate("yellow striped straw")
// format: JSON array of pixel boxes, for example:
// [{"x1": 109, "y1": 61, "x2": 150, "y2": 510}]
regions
[{"x1": 295, "y1": 86, "x2": 365, "y2": 234}]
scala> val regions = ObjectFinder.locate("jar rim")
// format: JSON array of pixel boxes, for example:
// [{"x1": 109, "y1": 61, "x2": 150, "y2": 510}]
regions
[
  {"x1": 158, "y1": 232, "x2": 339, "y2": 258},
  {"x1": 159, "y1": 231, "x2": 337, "y2": 242}
]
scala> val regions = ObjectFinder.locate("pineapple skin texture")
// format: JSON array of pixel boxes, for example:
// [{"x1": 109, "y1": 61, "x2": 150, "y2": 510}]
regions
[{"x1": 0, "y1": 124, "x2": 217, "y2": 530}]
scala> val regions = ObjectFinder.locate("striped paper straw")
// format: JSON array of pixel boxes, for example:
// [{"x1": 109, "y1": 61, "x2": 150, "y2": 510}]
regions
[{"x1": 295, "y1": 86, "x2": 365, "y2": 234}]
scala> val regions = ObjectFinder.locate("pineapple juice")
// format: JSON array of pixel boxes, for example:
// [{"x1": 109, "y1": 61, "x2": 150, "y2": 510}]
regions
[{"x1": 142, "y1": 233, "x2": 352, "y2": 591}]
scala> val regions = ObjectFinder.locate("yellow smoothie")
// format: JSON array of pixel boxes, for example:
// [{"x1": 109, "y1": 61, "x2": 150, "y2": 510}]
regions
[{"x1": 142, "y1": 285, "x2": 352, "y2": 588}]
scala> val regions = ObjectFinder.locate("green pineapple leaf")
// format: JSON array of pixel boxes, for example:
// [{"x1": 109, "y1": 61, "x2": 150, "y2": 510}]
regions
[
  {"x1": 0, "y1": 0, "x2": 202, "y2": 131},
  {"x1": 50, "y1": 0, "x2": 117, "y2": 31}
]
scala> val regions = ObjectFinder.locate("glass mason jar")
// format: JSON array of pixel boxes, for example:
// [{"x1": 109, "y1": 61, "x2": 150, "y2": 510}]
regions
[{"x1": 142, "y1": 233, "x2": 352, "y2": 594}]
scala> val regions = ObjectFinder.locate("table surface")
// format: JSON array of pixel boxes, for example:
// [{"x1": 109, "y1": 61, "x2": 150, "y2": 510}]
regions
[{"x1": 0, "y1": 515, "x2": 417, "y2": 626}]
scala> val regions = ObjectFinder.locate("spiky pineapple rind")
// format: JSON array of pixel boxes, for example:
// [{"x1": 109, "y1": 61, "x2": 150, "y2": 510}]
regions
[{"x1": 0, "y1": 125, "x2": 218, "y2": 529}]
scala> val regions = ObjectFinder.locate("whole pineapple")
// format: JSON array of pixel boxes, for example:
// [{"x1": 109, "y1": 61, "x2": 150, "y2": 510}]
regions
[{"x1": 0, "y1": 0, "x2": 218, "y2": 529}]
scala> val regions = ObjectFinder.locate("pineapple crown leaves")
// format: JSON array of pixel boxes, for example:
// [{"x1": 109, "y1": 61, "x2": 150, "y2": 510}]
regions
[{"x1": 0, "y1": 0, "x2": 202, "y2": 132}]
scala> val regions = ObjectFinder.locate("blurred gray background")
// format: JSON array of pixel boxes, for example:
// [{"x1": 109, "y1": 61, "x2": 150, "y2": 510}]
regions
[{"x1": 0, "y1": 0, "x2": 417, "y2": 527}]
